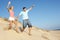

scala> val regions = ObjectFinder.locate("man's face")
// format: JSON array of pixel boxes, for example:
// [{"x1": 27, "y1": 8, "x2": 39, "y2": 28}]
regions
[{"x1": 23, "y1": 8, "x2": 26, "y2": 11}]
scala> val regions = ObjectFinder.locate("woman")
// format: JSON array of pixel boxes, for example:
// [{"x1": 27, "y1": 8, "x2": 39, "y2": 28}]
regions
[
  {"x1": 8, "y1": 6, "x2": 15, "y2": 29},
  {"x1": 7, "y1": 1, "x2": 19, "y2": 33}
]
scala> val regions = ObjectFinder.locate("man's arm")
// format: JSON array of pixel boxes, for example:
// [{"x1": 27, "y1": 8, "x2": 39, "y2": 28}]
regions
[
  {"x1": 17, "y1": 12, "x2": 22, "y2": 19},
  {"x1": 15, "y1": 13, "x2": 21, "y2": 21},
  {"x1": 28, "y1": 4, "x2": 35, "y2": 10}
]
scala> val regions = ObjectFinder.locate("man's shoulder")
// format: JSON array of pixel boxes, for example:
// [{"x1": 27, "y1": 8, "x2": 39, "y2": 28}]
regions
[{"x1": 20, "y1": 11, "x2": 23, "y2": 13}]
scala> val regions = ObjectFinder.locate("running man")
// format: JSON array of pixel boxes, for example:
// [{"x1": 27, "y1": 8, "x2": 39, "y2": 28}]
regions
[
  {"x1": 7, "y1": 1, "x2": 19, "y2": 33},
  {"x1": 18, "y1": 5, "x2": 35, "y2": 35}
]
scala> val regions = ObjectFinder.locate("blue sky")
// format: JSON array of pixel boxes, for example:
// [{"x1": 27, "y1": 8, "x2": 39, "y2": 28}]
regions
[{"x1": 0, "y1": 0, "x2": 60, "y2": 30}]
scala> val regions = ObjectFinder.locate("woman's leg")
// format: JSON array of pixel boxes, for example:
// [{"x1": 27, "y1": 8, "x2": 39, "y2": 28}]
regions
[
  {"x1": 8, "y1": 21, "x2": 12, "y2": 29},
  {"x1": 13, "y1": 20, "x2": 19, "y2": 33}
]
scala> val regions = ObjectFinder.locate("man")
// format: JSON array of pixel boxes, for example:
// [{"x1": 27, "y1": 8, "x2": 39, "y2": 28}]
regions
[{"x1": 18, "y1": 5, "x2": 35, "y2": 35}]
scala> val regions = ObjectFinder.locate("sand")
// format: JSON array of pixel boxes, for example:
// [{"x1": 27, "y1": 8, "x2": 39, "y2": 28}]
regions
[{"x1": 0, "y1": 17, "x2": 60, "y2": 40}]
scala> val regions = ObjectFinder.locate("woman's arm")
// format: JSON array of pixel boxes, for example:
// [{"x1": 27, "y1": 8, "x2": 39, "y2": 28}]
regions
[{"x1": 7, "y1": 1, "x2": 11, "y2": 9}]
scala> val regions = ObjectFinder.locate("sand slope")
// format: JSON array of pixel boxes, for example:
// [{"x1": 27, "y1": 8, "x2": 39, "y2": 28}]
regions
[{"x1": 0, "y1": 17, "x2": 60, "y2": 40}]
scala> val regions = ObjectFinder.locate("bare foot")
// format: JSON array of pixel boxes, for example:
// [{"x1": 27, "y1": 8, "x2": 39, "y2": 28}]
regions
[
  {"x1": 4, "y1": 27, "x2": 11, "y2": 30},
  {"x1": 19, "y1": 27, "x2": 24, "y2": 32},
  {"x1": 8, "y1": 27, "x2": 12, "y2": 30},
  {"x1": 28, "y1": 33, "x2": 32, "y2": 36},
  {"x1": 14, "y1": 28, "x2": 19, "y2": 33},
  {"x1": 4, "y1": 27, "x2": 8, "y2": 30}
]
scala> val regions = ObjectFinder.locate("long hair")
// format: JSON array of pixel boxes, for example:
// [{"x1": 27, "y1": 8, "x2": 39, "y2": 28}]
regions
[{"x1": 8, "y1": 6, "x2": 13, "y2": 12}]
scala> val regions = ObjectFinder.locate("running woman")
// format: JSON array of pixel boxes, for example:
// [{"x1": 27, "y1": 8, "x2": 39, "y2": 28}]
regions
[
  {"x1": 7, "y1": 1, "x2": 19, "y2": 33},
  {"x1": 18, "y1": 5, "x2": 35, "y2": 35}
]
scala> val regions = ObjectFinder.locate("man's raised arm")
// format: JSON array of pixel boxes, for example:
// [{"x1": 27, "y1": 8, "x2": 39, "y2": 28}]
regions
[{"x1": 28, "y1": 4, "x2": 35, "y2": 10}]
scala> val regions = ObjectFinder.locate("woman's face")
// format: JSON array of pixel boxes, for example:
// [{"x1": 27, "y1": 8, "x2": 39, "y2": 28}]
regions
[{"x1": 11, "y1": 6, "x2": 14, "y2": 10}]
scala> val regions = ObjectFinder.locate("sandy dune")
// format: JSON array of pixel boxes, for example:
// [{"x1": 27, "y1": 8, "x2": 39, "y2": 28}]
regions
[{"x1": 0, "y1": 17, "x2": 60, "y2": 40}]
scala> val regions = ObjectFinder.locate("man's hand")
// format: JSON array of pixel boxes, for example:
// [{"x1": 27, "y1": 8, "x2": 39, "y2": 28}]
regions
[
  {"x1": 32, "y1": 4, "x2": 35, "y2": 7},
  {"x1": 29, "y1": 4, "x2": 35, "y2": 10},
  {"x1": 14, "y1": 16, "x2": 19, "y2": 21}
]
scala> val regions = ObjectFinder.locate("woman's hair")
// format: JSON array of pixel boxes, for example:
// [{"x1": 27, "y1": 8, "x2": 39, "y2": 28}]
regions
[{"x1": 8, "y1": 6, "x2": 13, "y2": 12}]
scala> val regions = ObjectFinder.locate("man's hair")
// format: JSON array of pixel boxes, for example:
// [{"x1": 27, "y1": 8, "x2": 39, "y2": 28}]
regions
[{"x1": 23, "y1": 7, "x2": 26, "y2": 10}]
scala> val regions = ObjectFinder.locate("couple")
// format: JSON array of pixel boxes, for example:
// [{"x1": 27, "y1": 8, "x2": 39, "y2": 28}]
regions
[{"x1": 7, "y1": 1, "x2": 34, "y2": 35}]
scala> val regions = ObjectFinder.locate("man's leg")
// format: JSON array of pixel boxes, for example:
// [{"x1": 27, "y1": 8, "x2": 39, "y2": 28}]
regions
[
  {"x1": 28, "y1": 27, "x2": 32, "y2": 35},
  {"x1": 28, "y1": 20, "x2": 32, "y2": 35},
  {"x1": 21, "y1": 20, "x2": 27, "y2": 32}
]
